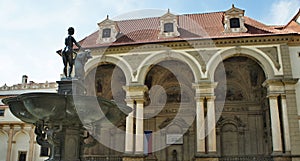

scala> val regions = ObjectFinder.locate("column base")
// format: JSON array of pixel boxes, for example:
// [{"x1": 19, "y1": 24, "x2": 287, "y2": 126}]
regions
[
  {"x1": 145, "y1": 154, "x2": 157, "y2": 161},
  {"x1": 123, "y1": 154, "x2": 145, "y2": 161},
  {"x1": 194, "y1": 153, "x2": 219, "y2": 161},
  {"x1": 194, "y1": 158, "x2": 219, "y2": 161},
  {"x1": 272, "y1": 157, "x2": 291, "y2": 161}
]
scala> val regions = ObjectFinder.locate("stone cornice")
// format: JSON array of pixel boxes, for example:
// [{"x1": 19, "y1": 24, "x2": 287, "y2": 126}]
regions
[{"x1": 90, "y1": 34, "x2": 300, "y2": 55}]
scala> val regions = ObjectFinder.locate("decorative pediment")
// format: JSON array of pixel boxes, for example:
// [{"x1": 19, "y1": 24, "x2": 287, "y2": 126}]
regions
[
  {"x1": 97, "y1": 15, "x2": 119, "y2": 44},
  {"x1": 223, "y1": 5, "x2": 247, "y2": 33},
  {"x1": 158, "y1": 9, "x2": 180, "y2": 39},
  {"x1": 225, "y1": 5, "x2": 245, "y2": 15}
]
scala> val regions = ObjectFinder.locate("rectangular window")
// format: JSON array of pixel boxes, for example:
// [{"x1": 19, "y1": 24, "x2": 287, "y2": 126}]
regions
[
  {"x1": 164, "y1": 23, "x2": 174, "y2": 32},
  {"x1": 0, "y1": 109, "x2": 4, "y2": 116},
  {"x1": 40, "y1": 146, "x2": 49, "y2": 157},
  {"x1": 18, "y1": 151, "x2": 27, "y2": 161},
  {"x1": 102, "y1": 28, "x2": 111, "y2": 38},
  {"x1": 230, "y1": 18, "x2": 240, "y2": 28}
]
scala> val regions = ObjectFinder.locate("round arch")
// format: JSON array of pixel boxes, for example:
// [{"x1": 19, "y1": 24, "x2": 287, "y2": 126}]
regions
[
  {"x1": 85, "y1": 55, "x2": 132, "y2": 85},
  {"x1": 207, "y1": 47, "x2": 278, "y2": 81},
  {"x1": 136, "y1": 51, "x2": 203, "y2": 84},
  {"x1": 13, "y1": 129, "x2": 30, "y2": 141}
]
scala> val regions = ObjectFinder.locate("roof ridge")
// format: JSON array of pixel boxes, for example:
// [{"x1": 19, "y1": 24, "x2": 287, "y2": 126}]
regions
[
  {"x1": 182, "y1": 11, "x2": 225, "y2": 16},
  {"x1": 113, "y1": 11, "x2": 225, "y2": 23}
]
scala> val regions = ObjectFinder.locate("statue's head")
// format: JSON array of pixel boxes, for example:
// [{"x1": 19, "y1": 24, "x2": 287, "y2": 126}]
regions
[
  {"x1": 84, "y1": 49, "x2": 92, "y2": 59},
  {"x1": 68, "y1": 27, "x2": 75, "y2": 35}
]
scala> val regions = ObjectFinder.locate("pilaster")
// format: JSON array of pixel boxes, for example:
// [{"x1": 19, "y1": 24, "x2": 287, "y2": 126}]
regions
[{"x1": 6, "y1": 125, "x2": 13, "y2": 161}]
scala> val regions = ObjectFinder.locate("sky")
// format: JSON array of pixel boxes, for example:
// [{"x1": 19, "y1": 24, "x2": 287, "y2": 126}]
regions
[{"x1": 0, "y1": 0, "x2": 299, "y2": 86}]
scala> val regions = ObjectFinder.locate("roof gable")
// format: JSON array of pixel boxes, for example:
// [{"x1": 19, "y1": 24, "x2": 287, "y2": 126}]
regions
[
  {"x1": 225, "y1": 4, "x2": 245, "y2": 15},
  {"x1": 284, "y1": 9, "x2": 300, "y2": 33}
]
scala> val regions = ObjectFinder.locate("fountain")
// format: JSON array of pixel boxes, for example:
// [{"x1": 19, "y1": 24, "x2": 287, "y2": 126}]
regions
[{"x1": 2, "y1": 50, "x2": 132, "y2": 161}]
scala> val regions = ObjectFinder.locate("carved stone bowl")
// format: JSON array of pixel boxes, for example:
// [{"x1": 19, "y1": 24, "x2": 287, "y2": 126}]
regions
[{"x1": 2, "y1": 92, "x2": 132, "y2": 126}]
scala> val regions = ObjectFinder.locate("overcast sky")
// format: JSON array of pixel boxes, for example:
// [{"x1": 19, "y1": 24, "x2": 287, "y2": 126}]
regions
[{"x1": 0, "y1": 0, "x2": 299, "y2": 86}]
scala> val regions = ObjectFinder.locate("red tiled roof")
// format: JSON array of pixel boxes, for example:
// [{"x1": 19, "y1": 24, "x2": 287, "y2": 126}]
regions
[{"x1": 80, "y1": 11, "x2": 299, "y2": 48}]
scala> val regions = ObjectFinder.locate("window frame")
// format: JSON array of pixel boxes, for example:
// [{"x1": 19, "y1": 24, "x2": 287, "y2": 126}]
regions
[
  {"x1": 0, "y1": 109, "x2": 5, "y2": 116},
  {"x1": 163, "y1": 23, "x2": 174, "y2": 33},
  {"x1": 102, "y1": 28, "x2": 111, "y2": 38},
  {"x1": 229, "y1": 18, "x2": 240, "y2": 28}
]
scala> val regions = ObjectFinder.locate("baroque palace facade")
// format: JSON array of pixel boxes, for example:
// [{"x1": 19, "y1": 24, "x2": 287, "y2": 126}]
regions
[{"x1": 2, "y1": 5, "x2": 300, "y2": 161}]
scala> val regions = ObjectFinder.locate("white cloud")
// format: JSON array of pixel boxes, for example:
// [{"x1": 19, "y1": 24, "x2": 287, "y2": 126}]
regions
[{"x1": 265, "y1": 0, "x2": 300, "y2": 25}]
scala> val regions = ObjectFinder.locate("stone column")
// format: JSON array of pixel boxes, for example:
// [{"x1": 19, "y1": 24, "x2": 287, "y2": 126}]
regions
[
  {"x1": 123, "y1": 85, "x2": 148, "y2": 159},
  {"x1": 6, "y1": 125, "x2": 13, "y2": 161},
  {"x1": 268, "y1": 94, "x2": 283, "y2": 153},
  {"x1": 207, "y1": 96, "x2": 217, "y2": 153},
  {"x1": 193, "y1": 82, "x2": 218, "y2": 159},
  {"x1": 281, "y1": 95, "x2": 291, "y2": 152},
  {"x1": 125, "y1": 98, "x2": 134, "y2": 153},
  {"x1": 135, "y1": 99, "x2": 144, "y2": 154},
  {"x1": 195, "y1": 96, "x2": 205, "y2": 153}
]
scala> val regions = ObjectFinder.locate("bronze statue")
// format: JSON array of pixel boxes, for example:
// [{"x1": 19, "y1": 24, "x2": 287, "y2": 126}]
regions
[{"x1": 57, "y1": 27, "x2": 81, "y2": 78}]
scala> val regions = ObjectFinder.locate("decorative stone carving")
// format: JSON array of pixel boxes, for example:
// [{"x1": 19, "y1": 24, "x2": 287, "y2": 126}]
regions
[
  {"x1": 187, "y1": 50, "x2": 219, "y2": 73},
  {"x1": 258, "y1": 47, "x2": 281, "y2": 70},
  {"x1": 121, "y1": 53, "x2": 150, "y2": 73}
]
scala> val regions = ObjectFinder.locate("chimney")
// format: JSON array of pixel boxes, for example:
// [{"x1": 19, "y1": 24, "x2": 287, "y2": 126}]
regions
[{"x1": 22, "y1": 75, "x2": 28, "y2": 84}]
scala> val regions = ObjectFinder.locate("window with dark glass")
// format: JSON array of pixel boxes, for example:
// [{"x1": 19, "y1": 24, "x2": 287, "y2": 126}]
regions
[
  {"x1": 0, "y1": 109, "x2": 4, "y2": 116},
  {"x1": 102, "y1": 28, "x2": 111, "y2": 38},
  {"x1": 164, "y1": 23, "x2": 174, "y2": 32},
  {"x1": 18, "y1": 151, "x2": 27, "y2": 161},
  {"x1": 230, "y1": 18, "x2": 240, "y2": 28},
  {"x1": 40, "y1": 146, "x2": 49, "y2": 157}
]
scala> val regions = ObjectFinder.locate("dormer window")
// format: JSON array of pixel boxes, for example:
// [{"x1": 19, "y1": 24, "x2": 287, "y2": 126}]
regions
[
  {"x1": 158, "y1": 9, "x2": 180, "y2": 38},
  {"x1": 102, "y1": 28, "x2": 111, "y2": 38},
  {"x1": 164, "y1": 23, "x2": 174, "y2": 32},
  {"x1": 230, "y1": 18, "x2": 240, "y2": 28},
  {"x1": 97, "y1": 15, "x2": 118, "y2": 44},
  {"x1": 223, "y1": 5, "x2": 247, "y2": 33}
]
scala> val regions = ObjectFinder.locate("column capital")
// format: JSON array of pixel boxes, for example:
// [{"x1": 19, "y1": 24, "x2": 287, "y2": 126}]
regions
[
  {"x1": 123, "y1": 85, "x2": 148, "y2": 101},
  {"x1": 262, "y1": 78, "x2": 283, "y2": 87},
  {"x1": 206, "y1": 96, "x2": 216, "y2": 101},
  {"x1": 194, "y1": 96, "x2": 206, "y2": 101},
  {"x1": 192, "y1": 81, "x2": 218, "y2": 89},
  {"x1": 267, "y1": 93, "x2": 280, "y2": 98},
  {"x1": 193, "y1": 81, "x2": 218, "y2": 97},
  {"x1": 263, "y1": 79, "x2": 285, "y2": 95},
  {"x1": 123, "y1": 85, "x2": 148, "y2": 92}
]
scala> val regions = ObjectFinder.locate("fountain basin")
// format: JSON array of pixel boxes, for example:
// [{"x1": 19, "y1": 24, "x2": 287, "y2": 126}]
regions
[
  {"x1": 2, "y1": 97, "x2": 39, "y2": 124},
  {"x1": 3, "y1": 92, "x2": 132, "y2": 126}
]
